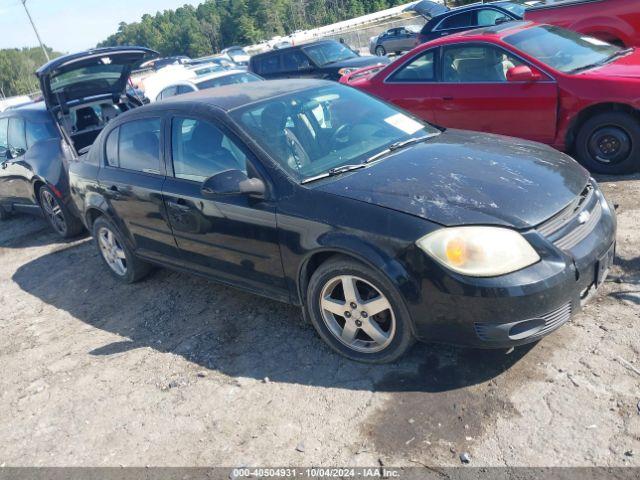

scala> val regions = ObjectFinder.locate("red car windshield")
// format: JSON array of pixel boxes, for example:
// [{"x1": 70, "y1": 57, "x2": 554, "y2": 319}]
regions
[{"x1": 504, "y1": 25, "x2": 625, "y2": 73}]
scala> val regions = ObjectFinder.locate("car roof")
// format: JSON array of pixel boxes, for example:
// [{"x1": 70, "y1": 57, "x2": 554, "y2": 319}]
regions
[
  {"x1": 251, "y1": 39, "x2": 336, "y2": 58},
  {"x1": 140, "y1": 79, "x2": 331, "y2": 112},
  {"x1": 0, "y1": 101, "x2": 52, "y2": 122},
  {"x1": 431, "y1": 0, "x2": 516, "y2": 20}
]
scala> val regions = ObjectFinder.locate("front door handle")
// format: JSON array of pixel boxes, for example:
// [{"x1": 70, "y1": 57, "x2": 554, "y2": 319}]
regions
[{"x1": 167, "y1": 199, "x2": 191, "y2": 211}]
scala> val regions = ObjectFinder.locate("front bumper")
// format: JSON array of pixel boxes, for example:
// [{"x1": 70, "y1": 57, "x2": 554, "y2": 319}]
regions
[{"x1": 406, "y1": 184, "x2": 617, "y2": 348}]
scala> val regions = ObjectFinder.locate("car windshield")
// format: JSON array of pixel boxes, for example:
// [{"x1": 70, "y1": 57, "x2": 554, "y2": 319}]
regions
[
  {"x1": 231, "y1": 85, "x2": 440, "y2": 181},
  {"x1": 504, "y1": 25, "x2": 624, "y2": 73},
  {"x1": 302, "y1": 42, "x2": 358, "y2": 67},
  {"x1": 196, "y1": 72, "x2": 262, "y2": 90}
]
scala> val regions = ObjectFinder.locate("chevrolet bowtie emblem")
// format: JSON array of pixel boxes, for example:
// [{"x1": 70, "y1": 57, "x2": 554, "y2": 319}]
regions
[{"x1": 578, "y1": 211, "x2": 591, "y2": 225}]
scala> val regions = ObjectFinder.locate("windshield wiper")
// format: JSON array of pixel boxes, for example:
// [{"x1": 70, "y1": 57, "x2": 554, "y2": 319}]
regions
[
  {"x1": 300, "y1": 164, "x2": 367, "y2": 184},
  {"x1": 569, "y1": 47, "x2": 633, "y2": 73},
  {"x1": 364, "y1": 134, "x2": 437, "y2": 164}
]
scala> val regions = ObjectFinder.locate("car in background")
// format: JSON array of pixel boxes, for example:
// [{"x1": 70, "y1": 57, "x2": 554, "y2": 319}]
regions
[
  {"x1": 69, "y1": 80, "x2": 615, "y2": 363},
  {"x1": 147, "y1": 56, "x2": 191, "y2": 71},
  {"x1": 154, "y1": 70, "x2": 262, "y2": 101},
  {"x1": 525, "y1": 0, "x2": 640, "y2": 47},
  {"x1": 369, "y1": 25, "x2": 422, "y2": 56},
  {"x1": 0, "y1": 103, "x2": 83, "y2": 236},
  {"x1": 221, "y1": 46, "x2": 250, "y2": 67},
  {"x1": 417, "y1": 1, "x2": 527, "y2": 44},
  {"x1": 341, "y1": 21, "x2": 640, "y2": 174},
  {"x1": 188, "y1": 62, "x2": 226, "y2": 76},
  {"x1": 0, "y1": 95, "x2": 33, "y2": 112},
  {"x1": 249, "y1": 39, "x2": 390, "y2": 81},
  {"x1": 190, "y1": 56, "x2": 242, "y2": 70}
]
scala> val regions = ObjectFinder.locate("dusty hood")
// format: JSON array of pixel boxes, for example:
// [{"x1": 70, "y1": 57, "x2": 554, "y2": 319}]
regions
[
  {"x1": 315, "y1": 130, "x2": 589, "y2": 229},
  {"x1": 36, "y1": 47, "x2": 157, "y2": 110}
]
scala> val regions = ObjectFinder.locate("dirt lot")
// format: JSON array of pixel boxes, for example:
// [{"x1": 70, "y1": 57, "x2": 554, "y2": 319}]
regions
[{"x1": 0, "y1": 175, "x2": 639, "y2": 468}]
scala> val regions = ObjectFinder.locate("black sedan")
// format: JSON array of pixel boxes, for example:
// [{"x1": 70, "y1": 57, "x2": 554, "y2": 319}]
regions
[{"x1": 69, "y1": 80, "x2": 616, "y2": 363}]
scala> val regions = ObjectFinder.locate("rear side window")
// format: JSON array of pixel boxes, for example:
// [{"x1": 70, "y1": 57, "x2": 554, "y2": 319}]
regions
[
  {"x1": 105, "y1": 128, "x2": 119, "y2": 167},
  {"x1": 26, "y1": 120, "x2": 57, "y2": 148},
  {"x1": 282, "y1": 51, "x2": 311, "y2": 71},
  {"x1": 106, "y1": 119, "x2": 161, "y2": 174},
  {"x1": 176, "y1": 85, "x2": 195, "y2": 94},
  {"x1": 437, "y1": 12, "x2": 474, "y2": 30},
  {"x1": 477, "y1": 9, "x2": 510, "y2": 27},
  {"x1": 254, "y1": 53, "x2": 281, "y2": 75},
  {"x1": 7, "y1": 117, "x2": 27, "y2": 151}
]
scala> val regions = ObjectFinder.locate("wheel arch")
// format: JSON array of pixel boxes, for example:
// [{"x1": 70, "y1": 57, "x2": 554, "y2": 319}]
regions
[
  {"x1": 296, "y1": 244, "x2": 419, "y2": 308},
  {"x1": 565, "y1": 102, "x2": 640, "y2": 152}
]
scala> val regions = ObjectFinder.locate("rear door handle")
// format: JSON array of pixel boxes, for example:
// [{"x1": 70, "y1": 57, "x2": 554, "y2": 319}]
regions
[
  {"x1": 167, "y1": 199, "x2": 191, "y2": 211},
  {"x1": 442, "y1": 96, "x2": 454, "y2": 101},
  {"x1": 106, "y1": 184, "x2": 122, "y2": 199}
]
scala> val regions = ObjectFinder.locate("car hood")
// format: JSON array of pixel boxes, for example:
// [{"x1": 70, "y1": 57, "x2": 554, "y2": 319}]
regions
[
  {"x1": 324, "y1": 55, "x2": 391, "y2": 71},
  {"x1": 586, "y1": 49, "x2": 640, "y2": 78},
  {"x1": 36, "y1": 47, "x2": 157, "y2": 110},
  {"x1": 315, "y1": 130, "x2": 589, "y2": 229}
]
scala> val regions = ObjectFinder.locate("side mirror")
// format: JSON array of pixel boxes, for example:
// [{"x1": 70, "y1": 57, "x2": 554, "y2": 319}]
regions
[
  {"x1": 201, "y1": 169, "x2": 266, "y2": 197},
  {"x1": 495, "y1": 17, "x2": 511, "y2": 25},
  {"x1": 506, "y1": 65, "x2": 539, "y2": 82}
]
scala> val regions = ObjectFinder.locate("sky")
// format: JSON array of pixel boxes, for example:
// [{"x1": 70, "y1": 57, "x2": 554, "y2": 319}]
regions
[{"x1": 0, "y1": 0, "x2": 202, "y2": 53}]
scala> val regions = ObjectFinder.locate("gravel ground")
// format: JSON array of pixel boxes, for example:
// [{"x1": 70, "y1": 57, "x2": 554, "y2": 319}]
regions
[{"x1": 0, "y1": 175, "x2": 638, "y2": 468}]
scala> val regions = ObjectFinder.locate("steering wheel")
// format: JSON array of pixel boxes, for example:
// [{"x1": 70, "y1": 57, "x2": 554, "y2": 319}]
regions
[{"x1": 329, "y1": 124, "x2": 353, "y2": 150}]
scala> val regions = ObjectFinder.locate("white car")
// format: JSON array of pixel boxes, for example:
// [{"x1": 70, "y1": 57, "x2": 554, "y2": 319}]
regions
[{"x1": 154, "y1": 70, "x2": 263, "y2": 102}]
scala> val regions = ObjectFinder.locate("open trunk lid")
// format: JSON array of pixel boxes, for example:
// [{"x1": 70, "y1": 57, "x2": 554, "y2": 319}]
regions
[{"x1": 36, "y1": 47, "x2": 157, "y2": 111}]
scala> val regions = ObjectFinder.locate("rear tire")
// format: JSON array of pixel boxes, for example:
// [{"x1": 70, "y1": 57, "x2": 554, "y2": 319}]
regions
[
  {"x1": 375, "y1": 45, "x2": 386, "y2": 57},
  {"x1": 92, "y1": 216, "x2": 151, "y2": 283},
  {"x1": 38, "y1": 185, "x2": 83, "y2": 238},
  {"x1": 575, "y1": 112, "x2": 640, "y2": 174},
  {"x1": 306, "y1": 256, "x2": 415, "y2": 363}
]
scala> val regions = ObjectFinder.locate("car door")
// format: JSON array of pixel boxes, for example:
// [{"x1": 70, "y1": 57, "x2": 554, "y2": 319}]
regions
[
  {"x1": 397, "y1": 28, "x2": 418, "y2": 51},
  {"x1": 98, "y1": 116, "x2": 179, "y2": 263},
  {"x1": 2, "y1": 116, "x2": 33, "y2": 206},
  {"x1": 434, "y1": 43, "x2": 558, "y2": 144},
  {"x1": 375, "y1": 47, "x2": 444, "y2": 125},
  {"x1": 0, "y1": 117, "x2": 10, "y2": 205},
  {"x1": 161, "y1": 114, "x2": 287, "y2": 300},
  {"x1": 383, "y1": 29, "x2": 401, "y2": 52},
  {"x1": 281, "y1": 50, "x2": 317, "y2": 79}
]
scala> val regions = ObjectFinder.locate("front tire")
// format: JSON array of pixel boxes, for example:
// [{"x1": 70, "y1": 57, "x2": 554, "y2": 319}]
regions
[
  {"x1": 575, "y1": 112, "x2": 640, "y2": 174},
  {"x1": 306, "y1": 256, "x2": 414, "y2": 363},
  {"x1": 375, "y1": 45, "x2": 386, "y2": 57},
  {"x1": 38, "y1": 185, "x2": 83, "y2": 238},
  {"x1": 92, "y1": 216, "x2": 151, "y2": 283}
]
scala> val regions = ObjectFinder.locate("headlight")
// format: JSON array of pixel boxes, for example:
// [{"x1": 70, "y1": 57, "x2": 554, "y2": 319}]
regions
[
  {"x1": 416, "y1": 226, "x2": 540, "y2": 277},
  {"x1": 338, "y1": 67, "x2": 357, "y2": 76}
]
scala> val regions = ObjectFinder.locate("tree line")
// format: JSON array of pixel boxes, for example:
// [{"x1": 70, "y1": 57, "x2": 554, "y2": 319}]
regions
[{"x1": 0, "y1": 46, "x2": 60, "y2": 98}]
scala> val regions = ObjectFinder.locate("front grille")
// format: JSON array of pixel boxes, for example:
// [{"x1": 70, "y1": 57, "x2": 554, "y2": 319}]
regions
[
  {"x1": 474, "y1": 301, "x2": 572, "y2": 342},
  {"x1": 537, "y1": 182, "x2": 602, "y2": 251}
]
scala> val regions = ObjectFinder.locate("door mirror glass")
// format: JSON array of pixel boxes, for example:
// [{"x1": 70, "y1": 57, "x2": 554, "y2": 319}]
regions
[
  {"x1": 201, "y1": 169, "x2": 265, "y2": 197},
  {"x1": 507, "y1": 65, "x2": 537, "y2": 82}
]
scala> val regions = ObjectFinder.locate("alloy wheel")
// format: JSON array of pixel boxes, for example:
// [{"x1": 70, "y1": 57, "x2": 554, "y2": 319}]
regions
[
  {"x1": 375, "y1": 46, "x2": 386, "y2": 57},
  {"x1": 97, "y1": 227, "x2": 127, "y2": 276},
  {"x1": 40, "y1": 189, "x2": 67, "y2": 235},
  {"x1": 319, "y1": 275, "x2": 396, "y2": 353}
]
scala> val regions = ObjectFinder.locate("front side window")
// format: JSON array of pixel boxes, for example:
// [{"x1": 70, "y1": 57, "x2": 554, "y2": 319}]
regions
[
  {"x1": 0, "y1": 118, "x2": 8, "y2": 152},
  {"x1": 442, "y1": 44, "x2": 522, "y2": 82},
  {"x1": 171, "y1": 117, "x2": 247, "y2": 182},
  {"x1": 7, "y1": 117, "x2": 27, "y2": 152},
  {"x1": 302, "y1": 42, "x2": 358, "y2": 67},
  {"x1": 26, "y1": 120, "x2": 57, "y2": 148},
  {"x1": 477, "y1": 9, "x2": 510, "y2": 27},
  {"x1": 505, "y1": 25, "x2": 623, "y2": 73},
  {"x1": 388, "y1": 50, "x2": 436, "y2": 82},
  {"x1": 115, "y1": 118, "x2": 161, "y2": 174},
  {"x1": 231, "y1": 85, "x2": 440, "y2": 181}
]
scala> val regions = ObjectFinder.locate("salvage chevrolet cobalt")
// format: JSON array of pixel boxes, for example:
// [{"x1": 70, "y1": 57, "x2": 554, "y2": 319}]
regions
[{"x1": 69, "y1": 80, "x2": 616, "y2": 363}]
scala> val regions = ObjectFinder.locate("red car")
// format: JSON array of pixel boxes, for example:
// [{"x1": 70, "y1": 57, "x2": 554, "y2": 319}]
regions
[
  {"x1": 341, "y1": 21, "x2": 640, "y2": 174},
  {"x1": 525, "y1": 0, "x2": 640, "y2": 48}
]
